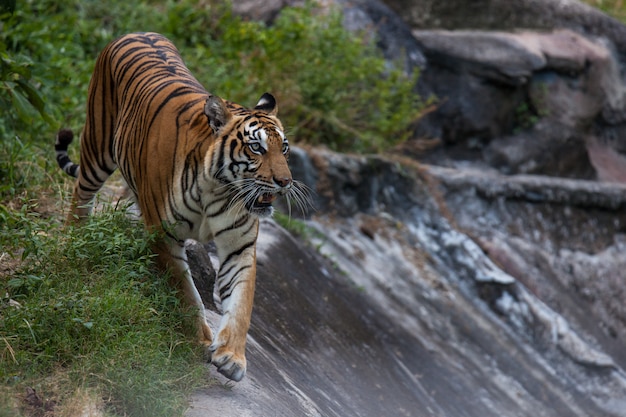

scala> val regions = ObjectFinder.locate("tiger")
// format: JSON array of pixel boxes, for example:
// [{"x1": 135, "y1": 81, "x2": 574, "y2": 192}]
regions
[{"x1": 54, "y1": 32, "x2": 309, "y2": 382}]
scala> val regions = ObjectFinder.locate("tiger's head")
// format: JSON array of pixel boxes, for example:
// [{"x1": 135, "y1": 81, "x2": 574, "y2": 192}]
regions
[{"x1": 205, "y1": 93, "x2": 302, "y2": 218}]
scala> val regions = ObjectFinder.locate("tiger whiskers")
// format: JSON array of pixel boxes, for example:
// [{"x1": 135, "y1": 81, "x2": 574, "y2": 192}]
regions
[
  {"x1": 215, "y1": 175, "x2": 314, "y2": 219},
  {"x1": 284, "y1": 180, "x2": 314, "y2": 218},
  {"x1": 224, "y1": 179, "x2": 257, "y2": 218}
]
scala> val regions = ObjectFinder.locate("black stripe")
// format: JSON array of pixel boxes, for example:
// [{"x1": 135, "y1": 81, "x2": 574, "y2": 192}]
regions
[
  {"x1": 214, "y1": 214, "x2": 251, "y2": 237},
  {"x1": 56, "y1": 154, "x2": 72, "y2": 166},
  {"x1": 218, "y1": 265, "x2": 251, "y2": 300},
  {"x1": 221, "y1": 240, "x2": 255, "y2": 267}
]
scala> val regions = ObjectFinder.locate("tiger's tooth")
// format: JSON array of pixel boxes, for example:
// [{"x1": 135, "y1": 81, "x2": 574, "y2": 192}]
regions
[{"x1": 258, "y1": 196, "x2": 263, "y2": 203}]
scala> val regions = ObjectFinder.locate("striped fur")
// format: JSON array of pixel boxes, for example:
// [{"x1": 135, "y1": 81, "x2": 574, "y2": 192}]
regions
[{"x1": 55, "y1": 32, "x2": 308, "y2": 382}]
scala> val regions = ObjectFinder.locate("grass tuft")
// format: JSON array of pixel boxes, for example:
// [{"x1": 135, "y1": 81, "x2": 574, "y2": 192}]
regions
[{"x1": 1, "y1": 207, "x2": 207, "y2": 416}]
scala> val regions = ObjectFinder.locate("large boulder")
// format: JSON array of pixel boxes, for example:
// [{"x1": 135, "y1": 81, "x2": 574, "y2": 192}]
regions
[
  {"x1": 410, "y1": 28, "x2": 626, "y2": 179},
  {"x1": 383, "y1": 0, "x2": 626, "y2": 60},
  {"x1": 185, "y1": 1, "x2": 626, "y2": 415}
]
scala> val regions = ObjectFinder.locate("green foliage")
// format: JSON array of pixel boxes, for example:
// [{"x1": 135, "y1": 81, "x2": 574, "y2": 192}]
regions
[
  {"x1": 513, "y1": 101, "x2": 540, "y2": 132},
  {"x1": 273, "y1": 211, "x2": 314, "y2": 239},
  {"x1": 1, "y1": 207, "x2": 205, "y2": 416},
  {"x1": 583, "y1": 0, "x2": 626, "y2": 20},
  {"x1": 0, "y1": 51, "x2": 52, "y2": 126},
  {"x1": 0, "y1": 0, "x2": 170, "y2": 199},
  {"x1": 187, "y1": 4, "x2": 428, "y2": 152},
  {"x1": 513, "y1": 81, "x2": 549, "y2": 133}
]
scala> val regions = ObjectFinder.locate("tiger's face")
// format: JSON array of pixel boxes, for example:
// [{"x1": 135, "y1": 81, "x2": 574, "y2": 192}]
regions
[
  {"x1": 206, "y1": 93, "x2": 294, "y2": 218},
  {"x1": 238, "y1": 118, "x2": 292, "y2": 217}
]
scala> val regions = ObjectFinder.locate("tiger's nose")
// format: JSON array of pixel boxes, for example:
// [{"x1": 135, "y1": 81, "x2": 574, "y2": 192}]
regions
[{"x1": 274, "y1": 176, "x2": 292, "y2": 188}]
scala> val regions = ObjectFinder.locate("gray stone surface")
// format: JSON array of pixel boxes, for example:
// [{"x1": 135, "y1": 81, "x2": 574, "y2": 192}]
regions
[
  {"x1": 186, "y1": 148, "x2": 626, "y2": 416},
  {"x1": 411, "y1": 28, "x2": 626, "y2": 179},
  {"x1": 185, "y1": 1, "x2": 626, "y2": 415}
]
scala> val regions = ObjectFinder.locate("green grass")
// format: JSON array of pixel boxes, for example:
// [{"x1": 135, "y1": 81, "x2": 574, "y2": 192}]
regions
[
  {"x1": 583, "y1": 0, "x2": 626, "y2": 20},
  {"x1": 1, "y1": 206, "x2": 207, "y2": 416},
  {"x1": 273, "y1": 212, "x2": 312, "y2": 239}
]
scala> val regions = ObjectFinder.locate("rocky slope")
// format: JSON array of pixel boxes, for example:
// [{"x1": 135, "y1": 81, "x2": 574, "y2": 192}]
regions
[
  {"x1": 186, "y1": 0, "x2": 626, "y2": 415},
  {"x1": 186, "y1": 147, "x2": 626, "y2": 417}
]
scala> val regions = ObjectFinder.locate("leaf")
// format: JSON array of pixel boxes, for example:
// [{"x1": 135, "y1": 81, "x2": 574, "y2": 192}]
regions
[
  {"x1": 7, "y1": 277, "x2": 24, "y2": 288},
  {"x1": 3, "y1": 78, "x2": 55, "y2": 125},
  {"x1": 17, "y1": 79, "x2": 55, "y2": 125},
  {"x1": 15, "y1": 79, "x2": 45, "y2": 112},
  {"x1": 5, "y1": 80, "x2": 38, "y2": 122},
  {"x1": 25, "y1": 274, "x2": 42, "y2": 283}
]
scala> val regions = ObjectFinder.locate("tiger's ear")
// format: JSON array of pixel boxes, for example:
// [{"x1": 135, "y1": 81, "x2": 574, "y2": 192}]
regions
[
  {"x1": 254, "y1": 92, "x2": 278, "y2": 116},
  {"x1": 205, "y1": 95, "x2": 232, "y2": 132}
]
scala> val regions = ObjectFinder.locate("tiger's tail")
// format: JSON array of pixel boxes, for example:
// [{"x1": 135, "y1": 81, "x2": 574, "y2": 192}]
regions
[{"x1": 55, "y1": 128, "x2": 80, "y2": 178}]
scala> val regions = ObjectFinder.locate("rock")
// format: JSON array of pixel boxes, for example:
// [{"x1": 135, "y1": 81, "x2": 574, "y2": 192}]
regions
[
  {"x1": 383, "y1": 0, "x2": 626, "y2": 61},
  {"x1": 482, "y1": 120, "x2": 596, "y2": 177},
  {"x1": 425, "y1": 160, "x2": 626, "y2": 371},
  {"x1": 233, "y1": 1, "x2": 626, "y2": 180},
  {"x1": 411, "y1": 28, "x2": 626, "y2": 179},
  {"x1": 185, "y1": 240, "x2": 218, "y2": 312},
  {"x1": 337, "y1": 0, "x2": 426, "y2": 72},
  {"x1": 522, "y1": 30, "x2": 614, "y2": 128},
  {"x1": 414, "y1": 30, "x2": 546, "y2": 80},
  {"x1": 232, "y1": 1, "x2": 626, "y2": 181},
  {"x1": 412, "y1": 30, "x2": 530, "y2": 155},
  {"x1": 586, "y1": 135, "x2": 626, "y2": 182},
  {"x1": 231, "y1": 0, "x2": 290, "y2": 23},
  {"x1": 184, "y1": 1, "x2": 626, "y2": 415},
  {"x1": 188, "y1": 147, "x2": 626, "y2": 416}
]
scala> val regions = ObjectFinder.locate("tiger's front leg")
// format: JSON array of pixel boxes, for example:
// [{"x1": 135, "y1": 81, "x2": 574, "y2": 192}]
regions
[{"x1": 210, "y1": 225, "x2": 259, "y2": 382}]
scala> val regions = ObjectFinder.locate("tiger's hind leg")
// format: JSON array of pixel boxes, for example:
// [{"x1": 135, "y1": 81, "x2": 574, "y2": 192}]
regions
[
  {"x1": 66, "y1": 50, "x2": 118, "y2": 223},
  {"x1": 154, "y1": 239, "x2": 214, "y2": 347},
  {"x1": 55, "y1": 128, "x2": 115, "y2": 223},
  {"x1": 69, "y1": 126, "x2": 121, "y2": 222},
  {"x1": 68, "y1": 170, "x2": 112, "y2": 222}
]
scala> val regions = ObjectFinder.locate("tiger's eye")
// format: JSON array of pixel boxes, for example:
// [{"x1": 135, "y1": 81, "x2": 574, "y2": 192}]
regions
[{"x1": 248, "y1": 142, "x2": 264, "y2": 154}]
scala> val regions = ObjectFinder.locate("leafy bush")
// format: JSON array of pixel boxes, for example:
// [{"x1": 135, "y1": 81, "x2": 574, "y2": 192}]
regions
[{"x1": 182, "y1": 4, "x2": 428, "y2": 152}]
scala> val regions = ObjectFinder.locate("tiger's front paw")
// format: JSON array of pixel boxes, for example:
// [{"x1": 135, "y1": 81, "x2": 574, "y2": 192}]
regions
[{"x1": 209, "y1": 344, "x2": 247, "y2": 382}]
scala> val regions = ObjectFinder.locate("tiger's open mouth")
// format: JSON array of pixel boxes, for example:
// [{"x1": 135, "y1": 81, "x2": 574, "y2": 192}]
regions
[
  {"x1": 254, "y1": 192, "x2": 277, "y2": 208},
  {"x1": 244, "y1": 192, "x2": 277, "y2": 217}
]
